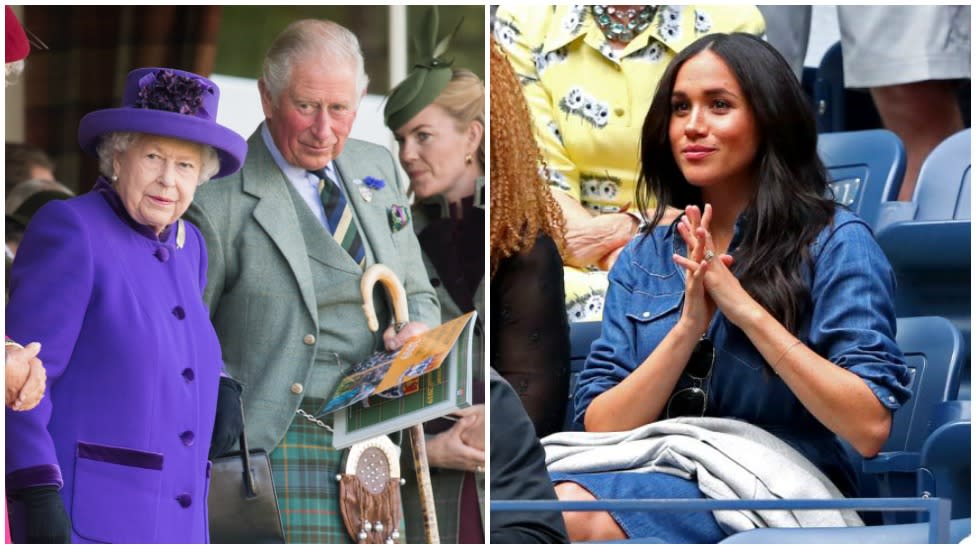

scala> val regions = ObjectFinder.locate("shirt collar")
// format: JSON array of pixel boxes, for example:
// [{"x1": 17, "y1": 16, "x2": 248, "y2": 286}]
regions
[
  {"x1": 541, "y1": 5, "x2": 679, "y2": 60},
  {"x1": 93, "y1": 177, "x2": 174, "y2": 243}
]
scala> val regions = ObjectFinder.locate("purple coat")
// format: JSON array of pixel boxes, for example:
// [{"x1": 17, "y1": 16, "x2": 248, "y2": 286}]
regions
[{"x1": 5, "y1": 179, "x2": 222, "y2": 543}]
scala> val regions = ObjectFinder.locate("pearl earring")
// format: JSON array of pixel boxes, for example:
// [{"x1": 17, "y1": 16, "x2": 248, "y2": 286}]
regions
[{"x1": 112, "y1": 175, "x2": 118, "y2": 182}]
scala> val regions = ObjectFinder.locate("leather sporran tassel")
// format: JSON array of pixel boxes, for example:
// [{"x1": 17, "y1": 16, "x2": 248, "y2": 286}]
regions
[{"x1": 339, "y1": 436, "x2": 404, "y2": 544}]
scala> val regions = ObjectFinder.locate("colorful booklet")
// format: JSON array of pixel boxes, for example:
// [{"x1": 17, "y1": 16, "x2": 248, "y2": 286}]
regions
[{"x1": 328, "y1": 311, "x2": 477, "y2": 449}]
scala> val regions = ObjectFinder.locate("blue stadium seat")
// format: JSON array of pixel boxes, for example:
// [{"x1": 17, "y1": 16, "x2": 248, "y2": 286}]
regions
[
  {"x1": 849, "y1": 316, "x2": 967, "y2": 525},
  {"x1": 562, "y1": 316, "x2": 968, "y2": 527},
  {"x1": 562, "y1": 320, "x2": 601, "y2": 431},
  {"x1": 818, "y1": 129, "x2": 906, "y2": 229},
  {"x1": 874, "y1": 128, "x2": 971, "y2": 400},
  {"x1": 813, "y1": 42, "x2": 883, "y2": 133}
]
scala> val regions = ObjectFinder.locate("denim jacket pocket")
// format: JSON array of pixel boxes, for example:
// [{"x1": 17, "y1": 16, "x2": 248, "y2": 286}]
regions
[{"x1": 625, "y1": 292, "x2": 683, "y2": 360}]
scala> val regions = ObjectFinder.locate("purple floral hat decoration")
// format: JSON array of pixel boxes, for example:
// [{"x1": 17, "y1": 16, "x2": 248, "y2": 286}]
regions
[{"x1": 77, "y1": 67, "x2": 247, "y2": 178}]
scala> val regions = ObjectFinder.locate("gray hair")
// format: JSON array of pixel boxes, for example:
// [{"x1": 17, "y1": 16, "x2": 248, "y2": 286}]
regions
[
  {"x1": 5, "y1": 60, "x2": 25, "y2": 87},
  {"x1": 261, "y1": 19, "x2": 370, "y2": 105},
  {"x1": 95, "y1": 132, "x2": 221, "y2": 185}
]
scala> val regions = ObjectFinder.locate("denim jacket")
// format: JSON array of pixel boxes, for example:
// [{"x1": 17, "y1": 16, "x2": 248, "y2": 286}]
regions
[{"x1": 574, "y1": 208, "x2": 912, "y2": 495}]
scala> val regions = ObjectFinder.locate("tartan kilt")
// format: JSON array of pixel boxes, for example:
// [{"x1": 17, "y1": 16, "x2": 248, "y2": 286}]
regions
[{"x1": 270, "y1": 405, "x2": 408, "y2": 544}]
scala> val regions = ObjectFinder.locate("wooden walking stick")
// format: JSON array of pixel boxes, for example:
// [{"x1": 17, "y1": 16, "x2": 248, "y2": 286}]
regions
[{"x1": 361, "y1": 264, "x2": 440, "y2": 544}]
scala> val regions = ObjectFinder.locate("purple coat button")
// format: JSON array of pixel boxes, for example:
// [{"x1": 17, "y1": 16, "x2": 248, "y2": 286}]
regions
[
  {"x1": 182, "y1": 368, "x2": 194, "y2": 382},
  {"x1": 176, "y1": 493, "x2": 192, "y2": 508},
  {"x1": 172, "y1": 306, "x2": 186, "y2": 320},
  {"x1": 180, "y1": 430, "x2": 195, "y2": 446},
  {"x1": 154, "y1": 247, "x2": 170, "y2": 262}
]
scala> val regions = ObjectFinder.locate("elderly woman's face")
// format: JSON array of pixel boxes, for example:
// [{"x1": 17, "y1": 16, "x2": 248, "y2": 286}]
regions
[
  {"x1": 112, "y1": 134, "x2": 203, "y2": 235},
  {"x1": 395, "y1": 104, "x2": 483, "y2": 203}
]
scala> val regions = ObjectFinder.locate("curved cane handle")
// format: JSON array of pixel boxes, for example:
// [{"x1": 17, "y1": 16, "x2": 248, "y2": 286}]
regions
[{"x1": 361, "y1": 264, "x2": 410, "y2": 332}]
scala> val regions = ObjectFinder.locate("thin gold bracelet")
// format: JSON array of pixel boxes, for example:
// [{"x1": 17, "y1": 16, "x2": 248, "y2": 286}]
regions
[{"x1": 772, "y1": 339, "x2": 803, "y2": 371}]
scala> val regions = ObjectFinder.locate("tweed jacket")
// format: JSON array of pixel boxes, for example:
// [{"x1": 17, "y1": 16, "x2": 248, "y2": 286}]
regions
[
  {"x1": 5, "y1": 185, "x2": 222, "y2": 543},
  {"x1": 184, "y1": 127, "x2": 440, "y2": 453}
]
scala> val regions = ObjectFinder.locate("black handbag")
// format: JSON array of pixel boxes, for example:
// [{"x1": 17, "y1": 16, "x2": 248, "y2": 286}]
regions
[{"x1": 207, "y1": 400, "x2": 285, "y2": 543}]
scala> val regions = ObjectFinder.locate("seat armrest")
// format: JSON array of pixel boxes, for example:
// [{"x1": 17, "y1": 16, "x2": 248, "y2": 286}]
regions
[
  {"x1": 862, "y1": 451, "x2": 920, "y2": 474},
  {"x1": 875, "y1": 200, "x2": 917, "y2": 231},
  {"x1": 875, "y1": 220, "x2": 971, "y2": 269}
]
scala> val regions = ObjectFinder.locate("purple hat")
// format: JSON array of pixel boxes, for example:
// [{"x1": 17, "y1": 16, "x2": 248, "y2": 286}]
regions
[{"x1": 78, "y1": 67, "x2": 247, "y2": 179}]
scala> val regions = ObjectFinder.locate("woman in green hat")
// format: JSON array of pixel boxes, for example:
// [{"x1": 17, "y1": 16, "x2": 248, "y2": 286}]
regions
[{"x1": 384, "y1": 9, "x2": 485, "y2": 544}]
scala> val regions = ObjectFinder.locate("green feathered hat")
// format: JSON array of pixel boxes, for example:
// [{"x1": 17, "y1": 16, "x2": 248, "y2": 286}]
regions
[{"x1": 384, "y1": 7, "x2": 463, "y2": 132}]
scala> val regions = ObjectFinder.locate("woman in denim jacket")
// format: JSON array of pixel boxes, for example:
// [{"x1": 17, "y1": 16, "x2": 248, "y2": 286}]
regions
[{"x1": 551, "y1": 33, "x2": 913, "y2": 543}]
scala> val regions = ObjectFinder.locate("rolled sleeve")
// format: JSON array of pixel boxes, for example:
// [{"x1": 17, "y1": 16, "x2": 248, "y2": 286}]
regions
[
  {"x1": 573, "y1": 242, "x2": 640, "y2": 424},
  {"x1": 807, "y1": 216, "x2": 912, "y2": 410}
]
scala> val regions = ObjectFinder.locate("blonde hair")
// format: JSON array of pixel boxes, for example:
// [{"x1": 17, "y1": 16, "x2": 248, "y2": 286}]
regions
[
  {"x1": 489, "y1": 40, "x2": 566, "y2": 278},
  {"x1": 432, "y1": 69, "x2": 485, "y2": 169}
]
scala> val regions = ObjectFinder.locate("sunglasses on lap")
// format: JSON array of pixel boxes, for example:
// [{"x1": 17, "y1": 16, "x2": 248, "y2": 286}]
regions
[{"x1": 665, "y1": 335, "x2": 714, "y2": 419}]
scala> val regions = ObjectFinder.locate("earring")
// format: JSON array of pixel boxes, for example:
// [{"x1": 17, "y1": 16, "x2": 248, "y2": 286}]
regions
[
  {"x1": 112, "y1": 175, "x2": 118, "y2": 182},
  {"x1": 465, "y1": 153, "x2": 473, "y2": 165}
]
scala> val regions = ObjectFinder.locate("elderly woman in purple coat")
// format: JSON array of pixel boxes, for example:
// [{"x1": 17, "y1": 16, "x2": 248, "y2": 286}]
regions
[{"x1": 4, "y1": 67, "x2": 247, "y2": 543}]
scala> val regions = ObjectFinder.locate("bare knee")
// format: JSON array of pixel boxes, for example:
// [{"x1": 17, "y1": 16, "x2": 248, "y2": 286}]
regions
[{"x1": 554, "y1": 482, "x2": 627, "y2": 542}]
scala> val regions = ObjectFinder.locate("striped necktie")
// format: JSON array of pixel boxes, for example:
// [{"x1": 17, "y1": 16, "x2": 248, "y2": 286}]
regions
[{"x1": 312, "y1": 168, "x2": 365, "y2": 267}]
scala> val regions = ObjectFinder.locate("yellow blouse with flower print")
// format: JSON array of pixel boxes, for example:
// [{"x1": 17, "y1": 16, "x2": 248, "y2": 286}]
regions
[{"x1": 493, "y1": 5, "x2": 765, "y2": 214}]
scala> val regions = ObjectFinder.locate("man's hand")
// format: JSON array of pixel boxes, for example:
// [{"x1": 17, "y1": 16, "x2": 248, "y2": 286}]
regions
[{"x1": 382, "y1": 321, "x2": 429, "y2": 351}]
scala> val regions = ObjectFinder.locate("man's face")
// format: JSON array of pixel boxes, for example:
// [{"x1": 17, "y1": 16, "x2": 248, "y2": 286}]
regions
[{"x1": 261, "y1": 58, "x2": 359, "y2": 171}]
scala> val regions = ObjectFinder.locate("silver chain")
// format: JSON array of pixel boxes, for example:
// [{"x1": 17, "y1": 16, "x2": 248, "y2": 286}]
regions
[{"x1": 297, "y1": 408, "x2": 333, "y2": 432}]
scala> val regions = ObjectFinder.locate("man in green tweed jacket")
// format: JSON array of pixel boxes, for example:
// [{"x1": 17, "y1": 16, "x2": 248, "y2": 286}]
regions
[{"x1": 184, "y1": 18, "x2": 440, "y2": 544}]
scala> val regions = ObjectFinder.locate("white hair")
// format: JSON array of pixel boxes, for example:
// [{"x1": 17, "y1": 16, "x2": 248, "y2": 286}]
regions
[
  {"x1": 5, "y1": 60, "x2": 25, "y2": 87},
  {"x1": 95, "y1": 132, "x2": 220, "y2": 185},
  {"x1": 261, "y1": 19, "x2": 369, "y2": 105}
]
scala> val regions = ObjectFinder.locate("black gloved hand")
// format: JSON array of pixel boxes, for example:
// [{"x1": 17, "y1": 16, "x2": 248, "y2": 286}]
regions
[
  {"x1": 209, "y1": 376, "x2": 244, "y2": 460},
  {"x1": 12, "y1": 485, "x2": 72, "y2": 543}
]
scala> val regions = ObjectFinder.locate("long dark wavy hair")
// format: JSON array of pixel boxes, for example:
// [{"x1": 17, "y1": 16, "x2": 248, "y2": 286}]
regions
[{"x1": 635, "y1": 32, "x2": 836, "y2": 333}]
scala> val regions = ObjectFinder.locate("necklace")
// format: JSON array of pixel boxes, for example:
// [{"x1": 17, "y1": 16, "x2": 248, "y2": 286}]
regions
[{"x1": 591, "y1": 5, "x2": 657, "y2": 43}]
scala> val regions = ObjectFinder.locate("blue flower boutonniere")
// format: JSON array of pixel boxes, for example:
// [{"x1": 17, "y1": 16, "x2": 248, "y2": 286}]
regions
[
  {"x1": 354, "y1": 176, "x2": 385, "y2": 203},
  {"x1": 363, "y1": 176, "x2": 385, "y2": 190}
]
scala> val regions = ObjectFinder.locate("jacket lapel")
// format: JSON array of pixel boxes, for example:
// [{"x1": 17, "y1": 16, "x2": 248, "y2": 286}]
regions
[
  {"x1": 242, "y1": 130, "x2": 318, "y2": 321},
  {"x1": 335, "y1": 146, "x2": 393, "y2": 265}
]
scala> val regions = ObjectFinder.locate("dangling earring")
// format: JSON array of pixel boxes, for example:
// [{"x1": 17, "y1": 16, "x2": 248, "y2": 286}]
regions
[{"x1": 465, "y1": 153, "x2": 473, "y2": 165}]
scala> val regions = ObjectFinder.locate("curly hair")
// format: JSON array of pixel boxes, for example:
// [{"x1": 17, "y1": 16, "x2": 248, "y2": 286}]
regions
[{"x1": 489, "y1": 39, "x2": 566, "y2": 278}]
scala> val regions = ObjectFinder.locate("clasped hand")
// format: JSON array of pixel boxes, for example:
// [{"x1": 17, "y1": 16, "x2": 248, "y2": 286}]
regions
[
  {"x1": 671, "y1": 204, "x2": 751, "y2": 332},
  {"x1": 6, "y1": 341, "x2": 47, "y2": 411},
  {"x1": 426, "y1": 404, "x2": 485, "y2": 473}
]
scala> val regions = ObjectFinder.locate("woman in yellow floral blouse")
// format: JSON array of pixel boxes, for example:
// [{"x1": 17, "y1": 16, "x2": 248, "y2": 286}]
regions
[{"x1": 493, "y1": 5, "x2": 764, "y2": 321}]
